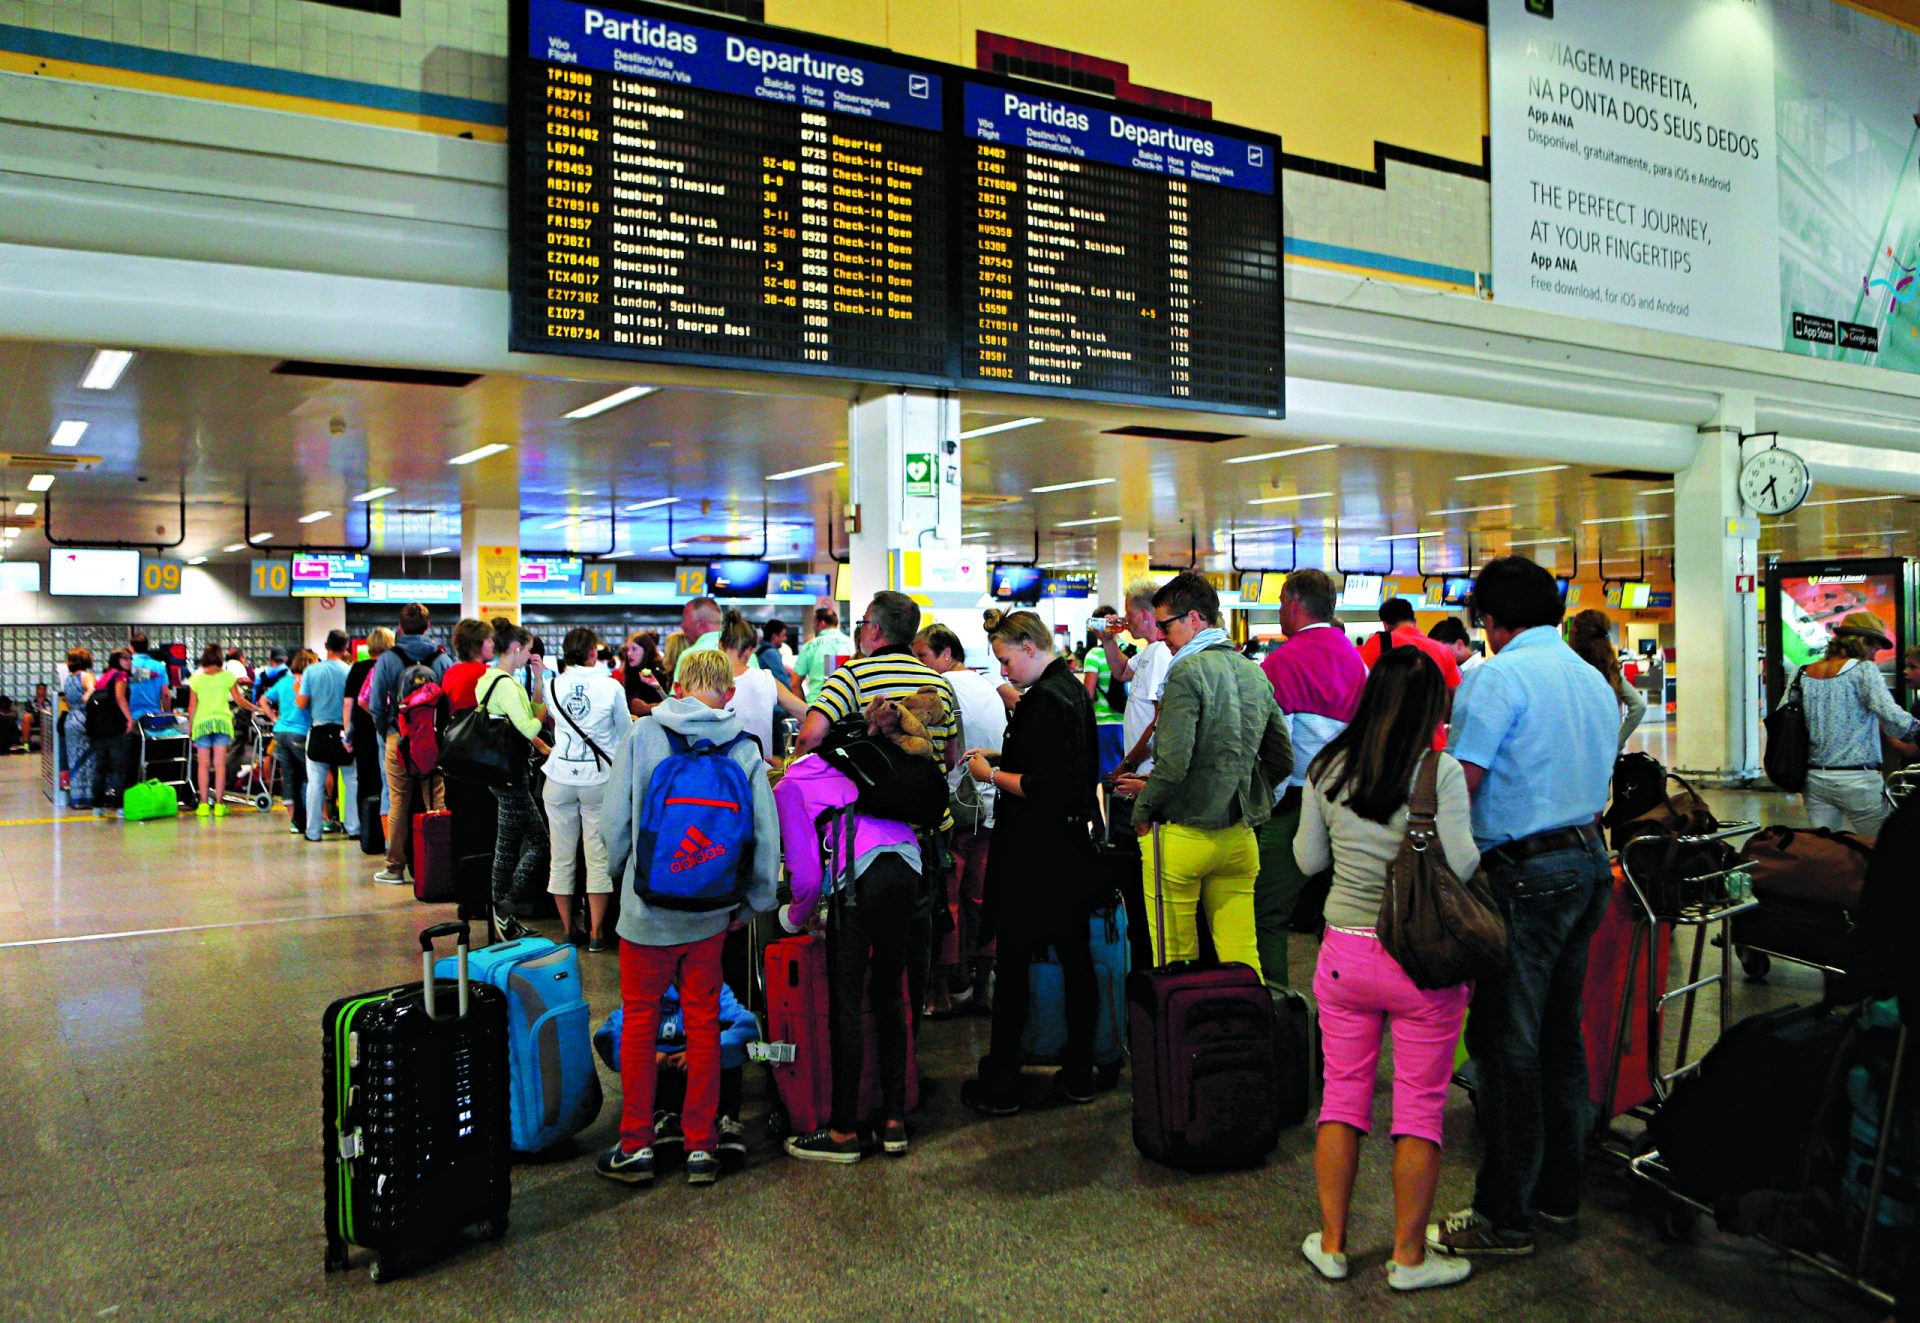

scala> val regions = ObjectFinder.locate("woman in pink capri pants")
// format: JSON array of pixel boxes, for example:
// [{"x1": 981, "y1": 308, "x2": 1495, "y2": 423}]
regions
[{"x1": 1293, "y1": 647, "x2": 1479, "y2": 1293}]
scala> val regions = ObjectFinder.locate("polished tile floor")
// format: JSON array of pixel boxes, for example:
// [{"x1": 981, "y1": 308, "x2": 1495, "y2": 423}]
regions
[{"x1": 0, "y1": 730, "x2": 1879, "y2": 1321}]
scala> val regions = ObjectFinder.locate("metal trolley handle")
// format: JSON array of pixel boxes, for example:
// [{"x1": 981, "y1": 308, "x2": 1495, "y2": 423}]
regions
[{"x1": 418, "y1": 921, "x2": 471, "y2": 1021}]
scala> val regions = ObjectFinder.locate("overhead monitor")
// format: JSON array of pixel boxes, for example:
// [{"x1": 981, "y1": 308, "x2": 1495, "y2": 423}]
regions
[
  {"x1": 1440, "y1": 575, "x2": 1474, "y2": 607},
  {"x1": 1339, "y1": 572, "x2": 1383, "y2": 610},
  {"x1": 1617, "y1": 581, "x2": 1651, "y2": 610},
  {"x1": 1555, "y1": 577, "x2": 1572, "y2": 602},
  {"x1": 521, "y1": 555, "x2": 584, "y2": 600},
  {"x1": 707, "y1": 559, "x2": 771, "y2": 598},
  {"x1": 990, "y1": 563, "x2": 1044, "y2": 603},
  {"x1": 289, "y1": 553, "x2": 371, "y2": 598},
  {"x1": 48, "y1": 548, "x2": 140, "y2": 597}
]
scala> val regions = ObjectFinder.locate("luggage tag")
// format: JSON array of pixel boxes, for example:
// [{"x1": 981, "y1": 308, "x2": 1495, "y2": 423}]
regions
[{"x1": 747, "y1": 1041, "x2": 797, "y2": 1064}]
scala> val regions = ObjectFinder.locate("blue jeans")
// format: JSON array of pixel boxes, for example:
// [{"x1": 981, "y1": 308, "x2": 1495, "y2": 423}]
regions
[
  {"x1": 306, "y1": 754, "x2": 358, "y2": 842},
  {"x1": 1466, "y1": 838, "x2": 1611, "y2": 1234},
  {"x1": 279, "y1": 733, "x2": 308, "y2": 834}
]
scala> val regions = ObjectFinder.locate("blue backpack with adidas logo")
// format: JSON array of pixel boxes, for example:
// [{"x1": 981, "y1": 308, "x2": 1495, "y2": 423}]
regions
[{"x1": 633, "y1": 729, "x2": 758, "y2": 911}]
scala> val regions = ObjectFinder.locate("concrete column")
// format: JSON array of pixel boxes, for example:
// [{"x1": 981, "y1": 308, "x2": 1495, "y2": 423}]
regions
[
  {"x1": 301, "y1": 594, "x2": 345, "y2": 643},
  {"x1": 846, "y1": 389, "x2": 962, "y2": 615},
  {"x1": 1095, "y1": 523, "x2": 1151, "y2": 611},
  {"x1": 461, "y1": 505, "x2": 520, "y2": 623},
  {"x1": 1674, "y1": 392, "x2": 1761, "y2": 782}
]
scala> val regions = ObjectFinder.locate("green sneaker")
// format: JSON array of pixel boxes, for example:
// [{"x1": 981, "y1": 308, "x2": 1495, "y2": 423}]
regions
[
  {"x1": 212, "y1": 803, "x2": 228, "y2": 818},
  {"x1": 195, "y1": 803, "x2": 211, "y2": 818}
]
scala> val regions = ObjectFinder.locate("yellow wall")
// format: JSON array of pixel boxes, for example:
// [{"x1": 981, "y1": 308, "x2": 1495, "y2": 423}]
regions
[{"x1": 766, "y1": 0, "x2": 1488, "y2": 172}]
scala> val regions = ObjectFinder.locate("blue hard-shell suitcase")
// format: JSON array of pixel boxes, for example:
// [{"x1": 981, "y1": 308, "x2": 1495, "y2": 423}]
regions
[
  {"x1": 435, "y1": 936, "x2": 600, "y2": 1154},
  {"x1": 1023, "y1": 896, "x2": 1130, "y2": 1083}
]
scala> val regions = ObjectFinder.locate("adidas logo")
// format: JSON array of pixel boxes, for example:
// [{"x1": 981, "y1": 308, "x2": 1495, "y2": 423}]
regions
[{"x1": 670, "y1": 825, "x2": 727, "y2": 873}]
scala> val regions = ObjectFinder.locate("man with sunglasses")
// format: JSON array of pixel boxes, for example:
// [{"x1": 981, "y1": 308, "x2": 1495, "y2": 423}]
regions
[
  {"x1": 1426, "y1": 556, "x2": 1617, "y2": 1261},
  {"x1": 1114, "y1": 572, "x2": 1291, "y2": 977}
]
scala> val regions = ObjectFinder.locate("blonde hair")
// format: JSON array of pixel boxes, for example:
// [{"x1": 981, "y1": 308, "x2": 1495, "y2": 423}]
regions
[
  {"x1": 984, "y1": 608, "x2": 1052, "y2": 653},
  {"x1": 661, "y1": 630, "x2": 689, "y2": 676},
  {"x1": 366, "y1": 627, "x2": 394, "y2": 658},
  {"x1": 677, "y1": 648, "x2": 733, "y2": 697}
]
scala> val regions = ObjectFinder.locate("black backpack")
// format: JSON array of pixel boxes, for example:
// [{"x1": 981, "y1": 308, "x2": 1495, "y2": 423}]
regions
[
  {"x1": 1604, "y1": 752, "x2": 1668, "y2": 830},
  {"x1": 816, "y1": 717, "x2": 949, "y2": 829},
  {"x1": 83, "y1": 679, "x2": 127, "y2": 740}
]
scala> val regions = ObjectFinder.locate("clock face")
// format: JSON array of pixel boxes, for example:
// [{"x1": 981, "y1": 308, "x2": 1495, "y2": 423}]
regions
[{"x1": 1739, "y1": 447, "x2": 1811, "y2": 516}]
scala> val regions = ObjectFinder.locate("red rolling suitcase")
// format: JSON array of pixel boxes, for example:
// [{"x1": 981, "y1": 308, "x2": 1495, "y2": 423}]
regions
[
  {"x1": 759, "y1": 932, "x2": 917, "y2": 1137},
  {"x1": 1128, "y1": 826, "x2": 1281, "y2": 1173},
  {"x1": 413, "y1": 809, "x2": 456, "y2": 903},
  {"x1": 1584, "y1": 861, "x2": 1673, "y2": 1118}
]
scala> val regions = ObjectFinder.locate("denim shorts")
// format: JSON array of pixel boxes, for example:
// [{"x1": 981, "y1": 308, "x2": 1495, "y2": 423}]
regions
[{"x1": 192, "y1": 732, "x2": 232, "y2": 750}]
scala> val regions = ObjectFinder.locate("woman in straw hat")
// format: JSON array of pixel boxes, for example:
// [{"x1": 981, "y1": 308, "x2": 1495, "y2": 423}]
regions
[{"x1": 1788, "y1": 611, "x2": 1919, "y2": 836}]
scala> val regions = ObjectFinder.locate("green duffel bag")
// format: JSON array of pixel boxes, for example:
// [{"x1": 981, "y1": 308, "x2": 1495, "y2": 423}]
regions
[{"x1": 122, "y1": 780, "x2": 179, "y2": 822}]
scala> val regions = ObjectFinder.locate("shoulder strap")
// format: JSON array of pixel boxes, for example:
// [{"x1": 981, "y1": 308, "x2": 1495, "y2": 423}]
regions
[
  {"x1": 1405, "y1": 751, "x2": 1441, "y2": 828},
  {"x1": 553, "y1": 685, "x2": 610, "y2": 767}
]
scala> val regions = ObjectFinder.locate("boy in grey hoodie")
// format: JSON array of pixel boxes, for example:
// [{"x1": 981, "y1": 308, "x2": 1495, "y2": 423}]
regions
[{"x1": 595, "y1": 650, "x2": 780, "y2": 1188}]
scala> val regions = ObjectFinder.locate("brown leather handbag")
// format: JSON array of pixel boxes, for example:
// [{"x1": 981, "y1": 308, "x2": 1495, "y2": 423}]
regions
[
  {"x1": 1378, "y1": 752, "x2": 1509, "y2": 990},
  {"x1": 1738, "y1": 825, "x2": 1875, "y2": 910}
]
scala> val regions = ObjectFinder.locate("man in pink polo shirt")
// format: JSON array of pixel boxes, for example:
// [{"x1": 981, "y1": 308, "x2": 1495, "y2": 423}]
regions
[{"x1": 1255, "y1": 569, "x2": 1368, "y2": 987}]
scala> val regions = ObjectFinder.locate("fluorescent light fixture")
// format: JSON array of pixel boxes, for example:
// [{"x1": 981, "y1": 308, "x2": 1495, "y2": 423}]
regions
[
  {"x1": 603, "y1": 549, "x2": 634, "y2": 559},
  {"x1": 1223, "y1": 443, "x2": 1338, "y2": 465},
  {"x1": 2, "y1": 528, "x2": 17, "y2": 539},
  {"x1": 1030, "y1": 478, "x2": 1115, "y2": 493},
  {"x1": 298, "y1": 510, "x2": 333, "y2": 525},
  {"x1": 1506, "y1": 535, "x2": 1572, "y2": 548},
  {"x1": 1057, "y1": 515, "x2": 1122, "y2": 527},
  {"x1": 1427, "y1": 503, "x2": 1514, "y2": 517},
  {"x1": 352, "y1": 486, "x2": 396, "y2": 503},
  {"x1": 50, "y1": 420, "x2": 88, "y2": 447},
  {"x1": 223, "y1": 542, "x2": 247, "y2": 553},
  {"x1": 186, "y1": 556, "x2": 208, "y2": 566},
  {"x1": 958, "y1": 416, "x2": 1044, "y2": 440},
  {"x1": 648, "y1": 545, "x2": 674, "y2": 553},
  {"x1": 1617, "y1": 544, "x2": 1673, "y2": 554},
  {"x1": 623, "y1": 496, "x2": 680, "y2": 512},
  {"x1": 1832, "y1": 529, "x2": 1906, "y2": 538},
  {"x1": 79, "y1": 349, "x2": 134, "y2": 390},
  {"x1": 11, "y1": 503, "x2": 33, "y2": 517},
  {"x1": 1802, "y1": 494, "x2": 1904, "y2": 507},
  {"x1": 250, "y1": 531, "x2": 274, "y2": 544},
  {"x1": 765, "y1": 461, "x2": 845, "y2": 481},
  {"x1": 1582, "y1": 513, "x2": 1672, "y2": 525},
  {"x1": 421, "y1": 546, "x2": 452, "y2": 556},
  {"x1": 961, "y1": 531, "x2": 994, "y2": 540},
  {"x1": 448, "y1": 443, "x2": 510, "y2": 466},
  {"x1": 1377, "y1": 530, "x2": 1442, "y2": 542},
  {"x1": 1640, "y1": 487, "x2": 1674, "y2": 497},
  {"x1": 541, "y1": 516, "x2": 578, "y2": 530},
  {"x1": 1454, "y1": 464, "x2": 1569, "y2": 482},
  {"x1": 563, "y1": 385, "x2": 656, "y2": 420},
  {"x1": 1249, "y1": 491, "x2": 1332, "y2": 506},
  {"x1": 26, "y1": 474, "x2": 55, "y2": 493}
]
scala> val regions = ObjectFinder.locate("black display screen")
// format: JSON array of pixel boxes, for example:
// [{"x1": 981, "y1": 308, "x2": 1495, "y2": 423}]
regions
[
  {"x1": 510, "y1": 0, "x2": 951, "y2": 384},
  {"x1": 508, "y1": 0, "x2": 1284, "y2": 416}
]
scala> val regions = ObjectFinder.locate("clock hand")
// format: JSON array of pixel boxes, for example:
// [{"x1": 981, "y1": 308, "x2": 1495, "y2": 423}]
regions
[{"x1": 1761, "y1": 474, "x2": 1778, "y2": 502}]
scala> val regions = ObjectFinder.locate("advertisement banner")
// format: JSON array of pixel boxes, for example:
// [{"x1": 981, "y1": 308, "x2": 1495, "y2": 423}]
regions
[{"x1": 1489, "y1": 0, "x2": 1781, "y2": 347}]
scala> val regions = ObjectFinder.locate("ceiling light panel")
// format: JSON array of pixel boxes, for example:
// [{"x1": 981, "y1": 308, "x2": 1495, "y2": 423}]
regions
[
  {"x1": 448, "y1": 443, "x2": 510, "y2": 466},
  {"x1": 1249, "y1": 491, "x2": 1332, "y2": 506},
  {"x1": 26, "y1": 474, "x2": 55, "y2": 492},
  {"x1": 1454, "y1": 464, "x2": 1569, "y2": 482},
  {"x1": 1030, "y1": 478, "x2": 1114, "y2": 493},
  {"x1": 1426, "y1": 503, "x2": 1515, "y2": 516},
  {"x1": 563, "y1": 385, "x2": 656, "y2": 419},
  {"x1": 1057, "y1": 515, "x2": 1121, "y2": 527},
  {"x1": 80, "y1": 349, "x2": 134, "y2": 390},
  {"x1": 352, "y1": 486, "x2": 397, "y2": 503},
  {"x1": 957, "y1": 417, "x2": 1044, "y2": 440},
  {"x1": 298, "y1": 510, "x2": 332, "y2": 524},
  {"x1": 765, "y1": 461, "x2": 844, "y2": 481},
  {"x1": 50, "y1": 420, "x2": 88, "y2": 447},
  {"x1": 623, "y1": 496, "x2": 679, "y2": 512},
  {"x1": 1222, "y1": 444, "x2": 1337, "y2": 465}
]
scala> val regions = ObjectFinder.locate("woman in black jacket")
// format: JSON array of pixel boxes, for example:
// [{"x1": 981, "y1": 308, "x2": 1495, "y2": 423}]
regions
[{"x1": 960, "y1": 609, "x2": 1101, "y2": 1115}]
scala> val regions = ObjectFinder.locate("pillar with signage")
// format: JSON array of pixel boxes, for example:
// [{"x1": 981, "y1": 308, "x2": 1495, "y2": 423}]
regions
[
  {"x1": 1674, "y1": 396, "x2": 1762, "y2": 782},
  {"x1": 1096, "y1": 524, "x2": 1150, "y2": 612},
  {"x1": 462, "y1": 506, "x2": 520, "y2": 623},
  {"x1": 846, "y1": 390, "x2": 963, "y2": 617}
]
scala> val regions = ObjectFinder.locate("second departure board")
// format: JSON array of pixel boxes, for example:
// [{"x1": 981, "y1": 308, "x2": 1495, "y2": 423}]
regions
[
  {"x1": 959, "y1": 81, "x2": 1282, "y2": 417},
  {"x1": 508, "y1": 1, "x2": 1284, "y2": 416},
  {"x1": 510, "y1": 0, "x2": 951, "y2": 384}
]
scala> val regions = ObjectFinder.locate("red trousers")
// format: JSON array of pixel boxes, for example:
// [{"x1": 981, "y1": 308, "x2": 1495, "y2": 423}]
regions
[{"x1": 618, "y1": 931, "x2": 726, "y2": 1153}]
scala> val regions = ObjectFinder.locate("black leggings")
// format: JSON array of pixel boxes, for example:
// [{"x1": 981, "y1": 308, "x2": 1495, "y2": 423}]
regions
[
  {"x1": 985, "y1": 903, "x2": 1096, "y2": 1095},
  {"x1": 825, "y1": 853, "x2": 916, "y2": 1132},
  {"x1": 490, "y1": 782, "x2": 550, "y2": 909}
]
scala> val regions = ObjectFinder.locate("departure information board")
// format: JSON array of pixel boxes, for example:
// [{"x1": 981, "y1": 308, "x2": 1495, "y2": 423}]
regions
[
  {"x1": 511, "y1": 0, "x2": 950, "y2": 383},
  {"x1": 958, "y1": 81, "x2": 1282, "y2": 416},
  {"x1": 508, "y1": 1, "x2": 1283, "y2": 416}
]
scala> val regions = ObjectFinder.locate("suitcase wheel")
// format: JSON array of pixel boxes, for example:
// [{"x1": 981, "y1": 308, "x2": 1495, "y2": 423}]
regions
[
  {"x1": 1737, "y1": 947, "x2": 1770, "y2": 980},
  {"x1": 369, "y1": 1255, "x2": 390, "y2": 1284},
  {"x1": 765, "y1": 1104, "x2": 790, "y2": 1141},
  {"x1": 480, "y1": 1217, "x2": 509, "y2": 1241},
  {"x1": 254, "y1": 792, "x2": 273, "y2": 812}
]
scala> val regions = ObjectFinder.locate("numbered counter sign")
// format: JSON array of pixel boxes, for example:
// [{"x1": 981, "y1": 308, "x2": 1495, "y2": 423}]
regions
[
  {"x1": 250, "y1": 559, "x2": 291, "y2": 597},
  {"x1": 140, "y1": 558, "x2": 184, "y2": 594}
]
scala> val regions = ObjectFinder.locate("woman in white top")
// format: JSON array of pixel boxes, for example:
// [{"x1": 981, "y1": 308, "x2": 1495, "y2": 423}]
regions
[
  {"x1": 1787, "y1": 612, "x2": 1918, "y2": 836},
  {"x1": 1292, "y1": 647, "x2": 1480, "y2": 1293},
  {"x1": 544, "y1": 626, "x2": 634, "y2": 951},
  {"x1": 914, "y1": 623, "x2": 1009, "y2": 1015},
  {"x1": 716, "y1": 610, "x2": 806, "y2": 763}
]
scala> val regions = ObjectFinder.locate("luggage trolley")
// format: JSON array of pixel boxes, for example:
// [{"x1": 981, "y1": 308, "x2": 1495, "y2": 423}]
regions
[
  {"x1": 136, "y1": 713, "x2": 197, "y2": 811},
  {"x1": 1595, "y1": 823, "x2": 1762, "y2": 1151},
  {"x1": 226, "y1": 710, "x2": 277, "y2": 812}
]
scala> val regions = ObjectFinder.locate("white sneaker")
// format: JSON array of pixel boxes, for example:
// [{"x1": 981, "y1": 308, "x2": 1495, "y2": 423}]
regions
[
  {"x1": 1388, "y1": 1255, "x2": 1472, "y2": 1292},
  {"x1": 1300, "y1": 1232, "x2": 1348, "y2": 1281},
  {"x1": 373, "y1": 868, "x2": 408, "y2": 885}
]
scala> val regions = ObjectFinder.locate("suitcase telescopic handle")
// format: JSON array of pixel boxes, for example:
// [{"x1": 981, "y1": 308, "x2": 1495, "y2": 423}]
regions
[{"x1": 419, "y1": 921, "x2": 471, "y2": 1021}]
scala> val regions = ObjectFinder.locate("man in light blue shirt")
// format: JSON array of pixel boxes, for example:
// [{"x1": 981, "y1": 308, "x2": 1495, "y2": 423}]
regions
[
  {"x1": 299, "y1": 630, "x2": 359, "y2": 843},
  {"x1": 1430, "y1": 556, "x2": 1618, "y2": 1262}
]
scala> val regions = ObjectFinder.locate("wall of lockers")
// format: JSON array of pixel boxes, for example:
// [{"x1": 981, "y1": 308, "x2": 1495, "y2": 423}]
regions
[{"x1": 2, "y1": 624, "x2": 307, "y2": 710}]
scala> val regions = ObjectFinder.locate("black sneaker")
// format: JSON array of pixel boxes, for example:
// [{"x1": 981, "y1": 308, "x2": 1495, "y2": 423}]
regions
[
  {"x1": 586, "y1": 934, "x2": 616, "y2": 954},
  {"x1": 595, "y1": 1143, "x2": 654, "y2": 1185},
  {"x1": 1535, "y1": 1208, "x2": 1579, "y2": 1235},
  {"x1": 1427, "y1": 1208, "x2": 1536, "y2": 1257},
  {"x1": 960, "y1": 1078, "x2": 1021, "y2": 1117},
  {"x1": 717, "y1": 1116, "x2": 748, "y2": 1170},
  {"x1": 881, "y1": 1118, "x2": 909, "y2": 1156},
  {"x1": 493, "y1": 909, "x2": 532, "y2": 942},
  {"x1": 784, "y1": 1128, "x2": 862, "y2": 1164},
  {"x1": 1052, "y1": 1071, "x2": 1096, "y2": 1105},
  {"x1": 685, "y1": 1150, "x2": 719, "y2": 1185},
  {"x1": 652, "y1": 1111, "x2": 684, "y2": 1151}
]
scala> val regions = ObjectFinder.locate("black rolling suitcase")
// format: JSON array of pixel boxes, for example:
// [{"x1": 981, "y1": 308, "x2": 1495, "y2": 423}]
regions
[
  {"x1": 322, "y1": 921, "x2": 511, "y2": 1283},
  {"x1": 358, "y1": 794, "x2": 385, "y2": 856}
]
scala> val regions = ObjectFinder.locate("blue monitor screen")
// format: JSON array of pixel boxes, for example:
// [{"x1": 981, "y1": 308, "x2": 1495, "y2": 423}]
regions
[
  {"x1": 991, "y1": 564, "x2": 1044, "y2": 602},
  {"x1": 707, "y1": 559, "x2": 770, "y2": 598},
  {"x1": 1441, "y1": 576, "x2": 1474, "y2": 606}
]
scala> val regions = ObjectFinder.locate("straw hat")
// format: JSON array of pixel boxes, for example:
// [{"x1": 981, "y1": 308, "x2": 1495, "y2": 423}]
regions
[{"x1": 1832, "y1": 611, "x2": 1892, "y2": 650}]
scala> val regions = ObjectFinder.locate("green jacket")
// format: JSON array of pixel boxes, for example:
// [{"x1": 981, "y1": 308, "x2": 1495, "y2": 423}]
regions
[{"x1": 1134, "y1": 644, "x2": 1292, "y2": 831}]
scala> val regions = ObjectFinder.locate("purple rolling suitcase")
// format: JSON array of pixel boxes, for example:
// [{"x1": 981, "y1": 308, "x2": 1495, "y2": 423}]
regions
[{"x1": 1128, "y1": 826, "x2": 1280, "y2": 1172}]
